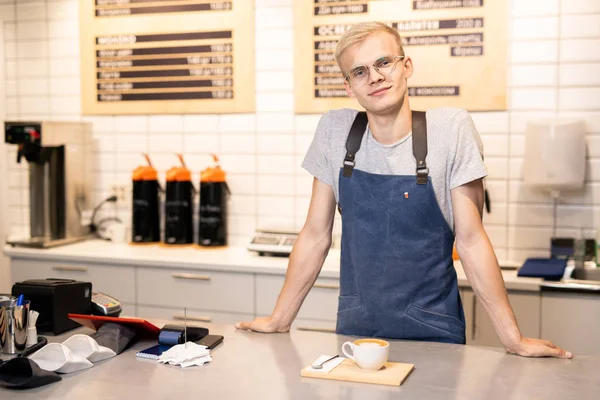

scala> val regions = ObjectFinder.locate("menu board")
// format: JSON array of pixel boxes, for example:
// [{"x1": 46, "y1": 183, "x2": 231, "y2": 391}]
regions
[
  {"x1": 295, "y1": 0, "x2": 507, "y2": 113},
  {"x1": 80, "y1": 1, "x2": 254, "y2": 114}
]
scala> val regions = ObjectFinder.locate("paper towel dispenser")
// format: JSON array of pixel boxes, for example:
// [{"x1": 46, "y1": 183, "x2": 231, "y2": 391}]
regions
[{"x1": 523, "y1": 119, "x2": 586, "y2": 191}]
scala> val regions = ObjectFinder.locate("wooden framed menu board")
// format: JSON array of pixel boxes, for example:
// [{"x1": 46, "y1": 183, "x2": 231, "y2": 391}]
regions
[
  {"x1": 80, "y1": 1, "x2": 254, "y2": 115},
  {"x1": 294, "y1": 0, "x2": 507, "y2": 114}
]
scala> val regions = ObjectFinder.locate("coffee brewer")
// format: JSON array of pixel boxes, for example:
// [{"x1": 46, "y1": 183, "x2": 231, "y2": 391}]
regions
[
  {"x1": 164, "y1": 154, "x2": 195, "y2": 245},
  {"x1": 4, "y1": 121, "x2": 93, "y2": 248},
  {"x1": 131, "y1": 154, "x2": 161, "y2": 243},
  {"x1": 198, "y1": 154, "x2": 229, "y2": 246}
]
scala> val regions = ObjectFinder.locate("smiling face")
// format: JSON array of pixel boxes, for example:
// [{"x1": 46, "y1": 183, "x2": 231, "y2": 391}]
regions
[{"x1": 338, "y1": 32, "x2": 413, "y2": 115}]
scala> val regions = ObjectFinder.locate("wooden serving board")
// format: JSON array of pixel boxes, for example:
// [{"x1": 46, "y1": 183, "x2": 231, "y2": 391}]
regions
[{"x1": 301, "y1": 359, "x2": 414, "y2": 387}]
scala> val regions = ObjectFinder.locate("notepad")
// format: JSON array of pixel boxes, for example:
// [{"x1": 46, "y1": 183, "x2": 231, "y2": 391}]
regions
[{"x1": 135, "y1": 344, "x2": 173, "y2": 360}]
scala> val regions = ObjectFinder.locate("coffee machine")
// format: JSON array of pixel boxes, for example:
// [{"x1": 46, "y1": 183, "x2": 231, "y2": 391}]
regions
[{"x1": 4, "y1": 121, "x2": 94, "y2": 248}]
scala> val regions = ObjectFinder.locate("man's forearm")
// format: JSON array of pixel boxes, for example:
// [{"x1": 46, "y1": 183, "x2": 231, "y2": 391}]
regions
[
  {"x1": 457, "y1": 228, "x2": 522, "y2": 349},
  {"x1": 270, "y1": 228, "x2": 332, "y2": 329}
]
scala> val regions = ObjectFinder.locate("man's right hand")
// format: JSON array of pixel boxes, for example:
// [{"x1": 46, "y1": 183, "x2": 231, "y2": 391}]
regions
[{"x1": 235, "y1": 317, "x2": 290, "y2": 333}]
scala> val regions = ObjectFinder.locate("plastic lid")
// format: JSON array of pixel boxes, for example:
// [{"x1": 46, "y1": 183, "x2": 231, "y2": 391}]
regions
[
  {"x1": 166, "y1": 154, "x2": 192, "y2": 182},
  {"x1": 201, "y1": 154, "x2": 226, "y2": 183},
  {"x1": 132, "y1": 154, "x2": 158, "y2": 181}
]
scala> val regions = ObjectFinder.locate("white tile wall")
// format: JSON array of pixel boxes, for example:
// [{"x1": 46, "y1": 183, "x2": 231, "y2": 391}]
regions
[
  {"x1": 258, "y1": 175, "x2": 294, "y2": 196},
  {"x1": 46, "y1": 1, "x2": 77, "y2": 20},
  {"x1": 560, "y1": 39, "x2": 600, "y2": 62},
  {"x1": 561, "y1": 0, "x2": 600, "y2": 14},
  {"x1": 148, "y1": 115, "x2": 182, "y2": 133},
  {"x1": 509, "y1": 111, "x2": 558, "y2": 132},
  {"x1": 182, "y1": 115, "x2": 219, "y2": 133},
  {"x1": 510, "y1": 65, "x2": 557, "y2": 87},
  {"x1": 511, "y1": 41, "x2": 558, "y2": 63},
  {"x1": 17, "y1": 40, "x2": 48, "y2": 58},
  {"x1": 255, "y1": 6, "x2": 292, "y2": 29},
  {"x1": 559, "y1": 64, "x2": 600, "y2": 86},
  {"x1": 255, "y1": 28, "x2": 293, "y2": 50},
  {"x1": 257, "y1": 133, "x2": 294, "y2": 154},
  {"x1": 511, "y1": 17, "x2": 558, "y2": 40},
  {"x1": 510, "y1": 88, "x2": 557, "y2": 110},
  {"x1": 559, "y1": 88, "x2": 600, "y2": 110},
  {"x1": 148, "y1": 134, "x2": 183, "y2": 153},
  {"x1": 561, "y1": 15, "x2": 600, "y2": 38},
  {"x1": 183, "y1": 133, "x2": 219, "y2": 154},
  {"x1": 2, "y1": 0, "x2": 600, "y2": 261},
  {"x1": 257, "y1": 112, "x2": 294, "y2": 132},
  {"x1": 512, "y1": 0, "x2": 559, "y2": 17},
  {"x1": 480, "y1": 135, "x2": 509, "y2": 157}
]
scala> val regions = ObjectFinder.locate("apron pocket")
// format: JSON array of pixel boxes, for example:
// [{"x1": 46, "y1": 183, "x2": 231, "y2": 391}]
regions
[
  {"x1": 337, "y1": 295, "x2": 362, "y2": 314},
  {"x1": 336, "y1": 296, "x2": 375, "y2": 337},
  {"x1": 405, "y1": 303, "x2": 465, "y2": 341}
]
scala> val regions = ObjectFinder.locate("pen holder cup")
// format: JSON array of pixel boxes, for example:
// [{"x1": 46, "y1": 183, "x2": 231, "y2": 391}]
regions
[{"x1": 0, "y1": 300, "x2": 30, "y2": 354}]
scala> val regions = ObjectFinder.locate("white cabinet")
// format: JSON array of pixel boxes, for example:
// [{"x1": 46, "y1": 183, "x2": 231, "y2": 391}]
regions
[
  {"x1": 461, "y1": 289, "x2": 540, "y2": 348},
  {"x1": 292, "y1": 318, "x2": 336, "y2": 334},
  {"x1": 136, "y1": 267, "x2": 254, "y2": 314},
  {"x1": 256, "y1": 275, "x2": 340, "y2": 322},
  {"x1": 541, "y1": 291, "x2": 600, "y2": 356},
  {"x1": 11, "y1": 258, "x2": 136, "y2": 304},
  {"x1": 120, "y1": 303, "x2": 137, "y2": 317},
  {"x1": 10, "y1": 252, "x2": 598, "y2": 352},
  {"x1": 137, "y1": 305, "x2": 253, "y2": 325}
]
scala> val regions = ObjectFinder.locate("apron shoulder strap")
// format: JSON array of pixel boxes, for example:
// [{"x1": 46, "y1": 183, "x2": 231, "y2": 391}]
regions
[
  {"x1": 342, "y1": 110, "x2": 428, "y2": 182},
  {"x1": 342, "y1": 111, "x2": 368, "y2": 177},
  {"x1": 411, "y1": 110, "x2": 429, "y2": 185}
]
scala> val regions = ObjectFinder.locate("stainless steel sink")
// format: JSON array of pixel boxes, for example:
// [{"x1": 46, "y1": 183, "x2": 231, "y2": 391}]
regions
[
  {"x1": 541, "y1": 267, "x2": 600, "y2": 293},
  {"x1": 571, "y1": 268, "x2": 600, "y2": 282}
]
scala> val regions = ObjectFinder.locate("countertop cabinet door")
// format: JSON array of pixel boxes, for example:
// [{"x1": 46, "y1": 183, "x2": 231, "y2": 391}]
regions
[
  {"x1": 10, "y1": 258, "x2": 136, "y2": 304},
  {"x1": 462, "y1": 289, "x2": 541, "y2": 347},
  {"x1": 136, "y1": 267, "x2": 255, "y2": 314},
  {"x1": 256, "y1": 275, "x2": 340, "y2": 322},
  {"x1": 292, "y1": 319, "x2": 336, "y2": 334},
  {"x1": 137, "y1": 305, "x2": 253, "y2": 325},
  {"x1": 541, "y1": 291, "x2": 600, "y2": 356}
]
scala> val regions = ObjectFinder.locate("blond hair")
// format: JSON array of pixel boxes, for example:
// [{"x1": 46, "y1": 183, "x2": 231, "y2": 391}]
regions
[{"x1": 334, "y1": 22, "x2": 404, "y2": 69}]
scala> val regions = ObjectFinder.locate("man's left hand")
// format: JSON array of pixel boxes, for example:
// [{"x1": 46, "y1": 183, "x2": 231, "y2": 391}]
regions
[{"x1": 507, "y1": 337, "x2": 573, "y2": 359}]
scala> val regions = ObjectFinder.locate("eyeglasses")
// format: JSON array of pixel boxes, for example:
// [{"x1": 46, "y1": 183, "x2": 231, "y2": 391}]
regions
[{"x1": 344, "y1": 55, "x2": 405, "y2": 86}]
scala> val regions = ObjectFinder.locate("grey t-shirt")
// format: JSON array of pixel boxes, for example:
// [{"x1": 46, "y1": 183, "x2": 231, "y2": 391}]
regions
[{"x1": 301, "y1": 107, "x2": 488, "y2": 231}]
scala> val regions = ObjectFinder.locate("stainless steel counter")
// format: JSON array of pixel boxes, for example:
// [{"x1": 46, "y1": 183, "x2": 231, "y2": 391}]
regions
[{"x1": 1, "y1": 322, "x2": 598, "y2": 399}]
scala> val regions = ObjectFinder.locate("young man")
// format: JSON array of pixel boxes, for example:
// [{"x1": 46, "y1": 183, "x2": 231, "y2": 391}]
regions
[{"x1": 237, "y1": 22, "x2": 571, "y2": 358}]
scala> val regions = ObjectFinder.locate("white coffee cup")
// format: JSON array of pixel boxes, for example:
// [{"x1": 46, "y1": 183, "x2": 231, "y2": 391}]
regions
[
  {"x1": 106, "y1": 223, "x2": 127, "y2": 244},
  {"x1": 342, "y1": 338, "x2": 389, "y2": 371}
]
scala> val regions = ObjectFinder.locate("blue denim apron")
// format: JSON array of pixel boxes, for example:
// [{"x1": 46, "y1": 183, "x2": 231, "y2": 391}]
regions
[{"x1": 335, "y1": 111, "x2": 466, "y2": 344}]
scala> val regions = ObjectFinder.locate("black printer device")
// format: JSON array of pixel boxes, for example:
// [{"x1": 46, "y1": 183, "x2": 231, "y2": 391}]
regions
[{"x1": 12, "y1": 278, "x2": 92, "y2": 335}]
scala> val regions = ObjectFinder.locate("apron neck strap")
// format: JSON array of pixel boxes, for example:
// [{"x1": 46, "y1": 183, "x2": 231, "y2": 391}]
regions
[
  {"x1": 343, "y1": 111, "x2": 368, "y2": 177},
  {"x1": 341, "y1": 110, "x2": 429, "y2": 184}
]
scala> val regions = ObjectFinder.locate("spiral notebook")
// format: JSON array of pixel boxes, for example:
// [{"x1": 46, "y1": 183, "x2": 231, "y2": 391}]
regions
[{"x1": 135, "y1": 344, "x2": 173, "y2": 360}]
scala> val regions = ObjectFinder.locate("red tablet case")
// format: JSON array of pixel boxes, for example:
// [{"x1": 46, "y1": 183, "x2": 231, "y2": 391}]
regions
[{"x1": 68, "y1": 314, "x2": 161, "y2": 338}]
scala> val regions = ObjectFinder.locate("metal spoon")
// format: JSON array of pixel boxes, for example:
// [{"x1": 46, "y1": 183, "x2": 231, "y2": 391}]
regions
[{"x1": 311, "y1": 354, "x2": 339, "y2": 369}]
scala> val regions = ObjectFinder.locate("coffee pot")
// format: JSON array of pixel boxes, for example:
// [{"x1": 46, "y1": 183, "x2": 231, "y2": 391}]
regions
[
  {"x1": 131, "y1": 154, "x2": 161, "y2": 243},
  {"x1": 164, "y1": 154, "x2": 195, "y2": 245}
]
